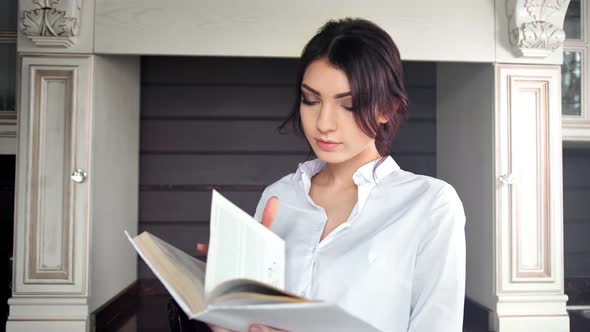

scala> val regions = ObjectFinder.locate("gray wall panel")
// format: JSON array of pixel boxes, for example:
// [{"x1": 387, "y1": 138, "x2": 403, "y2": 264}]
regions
[
  {"x1": 139, "y1": 191, "x2": 263, "y2": 223},
  {"x1": 140, "y1": 120, "x2": 434, "y2": 153},
  {"x1": 138, "y1": 56, "x2": 437, "y2": 278},
  {"x1": 563, "y1": 148, "x2": 590, "y2": 278}
]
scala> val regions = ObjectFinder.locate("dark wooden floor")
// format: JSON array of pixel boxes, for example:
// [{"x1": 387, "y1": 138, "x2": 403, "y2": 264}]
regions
[
  {"x1": 93, "y1": 279, "x2": 590, "y2": 332},
  {"x1": 94, "y1": 280, "x2": 496, "y2": 332},
  {"x1": 105, "y1": 294, "x2": 493, "y2": 332}
]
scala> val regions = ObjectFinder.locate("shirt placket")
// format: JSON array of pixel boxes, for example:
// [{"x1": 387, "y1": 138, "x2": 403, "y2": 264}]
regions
[{"x1": 300, "y1": 178, "x2": 375, "y2": 298}]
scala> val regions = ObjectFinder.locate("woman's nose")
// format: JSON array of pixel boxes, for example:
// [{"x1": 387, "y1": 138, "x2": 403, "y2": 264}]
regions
[{"x1": 316, "y1": 104, "x2": 337, "y2": 133}]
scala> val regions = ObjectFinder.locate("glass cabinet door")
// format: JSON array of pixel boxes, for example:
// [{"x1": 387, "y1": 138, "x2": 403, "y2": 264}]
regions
[
  {"x1": 562, "y1": 0, "x2": 590, "y2": 141},
  {"x1": 562, "y1": 49, "x2": 584, "y2": 117},
  {"x1": 0, "y1": 43, "x2": 16, "y2": 115},
  {"x1": 564, "y1": 0, "x2": 583, "y2": 41},
  {"x1": 0, "y1": 0, "x2": 17, "y2": 119}
]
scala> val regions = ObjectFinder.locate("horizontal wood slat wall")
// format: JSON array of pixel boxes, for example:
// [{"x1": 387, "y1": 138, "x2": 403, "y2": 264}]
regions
[
  {"x1": 138, "y1": 56, "x2": 437, "y2": 278},
  {"x1": 562, "y1": 148, "x2": 590, "y2": 278}
]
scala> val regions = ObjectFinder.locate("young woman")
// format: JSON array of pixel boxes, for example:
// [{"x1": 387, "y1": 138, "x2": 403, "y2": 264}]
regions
[{"x1": 209, "y1": 18, "x2": 466, "y2": 332}]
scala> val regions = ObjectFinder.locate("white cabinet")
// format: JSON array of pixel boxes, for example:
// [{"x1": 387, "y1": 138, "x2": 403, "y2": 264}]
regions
[
  {"x1": 437, "y1": 63, "x2": 568, "y2": 332},
  {"x1": 7, "y1": 54, "x2": 140, "y2": 332},
  {"x1": 12, "y1": 56, "x2": 91, "y2": 295},
  {"x1": 494, "y1": 65, "x2": 568, "y2": 331}
]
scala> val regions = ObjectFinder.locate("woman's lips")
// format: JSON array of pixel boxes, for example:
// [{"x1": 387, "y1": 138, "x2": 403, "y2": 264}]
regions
[{"x1": 315, "y1": 139, "x2": 341, "y2": 151}]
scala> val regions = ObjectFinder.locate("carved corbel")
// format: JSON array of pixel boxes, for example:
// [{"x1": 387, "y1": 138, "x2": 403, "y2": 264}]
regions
[
  {"x1": 506, "y1": 0, "x2": 571, "y2": 58},
  {"x1": 20, "y1": 0, "x2": 81, "y2": 48}
]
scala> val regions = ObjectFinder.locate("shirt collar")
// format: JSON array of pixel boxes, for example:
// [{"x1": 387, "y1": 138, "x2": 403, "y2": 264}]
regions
[{"x1": 295, "y1": 155, "x2": 400, "y2": 187}]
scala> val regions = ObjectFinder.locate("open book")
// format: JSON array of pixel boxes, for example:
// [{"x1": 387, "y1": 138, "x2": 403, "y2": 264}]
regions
[{"x1": 126, "y1": 190, "x2": 380, "y2": 332}]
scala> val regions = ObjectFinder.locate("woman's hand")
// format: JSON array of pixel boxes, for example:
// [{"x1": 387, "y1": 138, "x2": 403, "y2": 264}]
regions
[
  {"x1": 196, "y1": 196, "x2": 279, "y2": 254},
  {"x1": 199, "y1": 196, "x2": 282, "y2": 332},
  {"x1": 208, "y1": 323, "x2": 287, "y2": 332}
]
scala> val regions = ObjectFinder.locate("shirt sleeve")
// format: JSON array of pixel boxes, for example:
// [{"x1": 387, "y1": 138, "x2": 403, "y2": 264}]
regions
[{"x1": 408, "y1": 183, "x2": 466, "y2": 332}]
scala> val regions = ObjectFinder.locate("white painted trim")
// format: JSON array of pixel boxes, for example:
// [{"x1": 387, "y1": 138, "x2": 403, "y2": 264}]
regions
[
  {"x1": 7, "y1": 297, "x2": 89, "y2": 320},
  {"x1": 17, "y1": 0, "x2": 95, "y2": 54},
  {"x1": 93, "y1": 0, "x2": 496, "y2": 62}
]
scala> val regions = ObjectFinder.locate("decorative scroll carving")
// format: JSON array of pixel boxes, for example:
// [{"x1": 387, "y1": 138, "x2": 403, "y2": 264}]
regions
[
  {"x1": 20, "y1": 0, "x2": 81, "y2": 48},
  {"x1": 511, "y1": 21, "x2": 566, "y2": 55},
  {"x1": 506, "y1": 0, "x2": 571, "y2": 58}
]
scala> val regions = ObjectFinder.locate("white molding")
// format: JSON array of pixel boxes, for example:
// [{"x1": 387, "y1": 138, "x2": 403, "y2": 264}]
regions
[
  {"x1": 506, "y1": 0, "x2": 571, "y2": 58},
  {"x1": 19, "y1": 0, "x2": 81, "y2": 48},
  {"x1": 94, "y1": 0, "x2": 496, "y2": 62},
  {"x1": 6, "y1": 321, "x2": 88, "y2": 332},
  {"x1": 7, "y1": 297, "x2": 89, "y2": 320},
  {"x1": 17, "y1": 0, "x2": 94, "y2": 54},
  {"x1": 563, "y1": 126, "x2": 590, "y2": 141}
]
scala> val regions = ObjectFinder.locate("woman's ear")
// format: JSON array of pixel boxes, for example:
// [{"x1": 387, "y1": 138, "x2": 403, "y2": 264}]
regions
[
  {"x1": 378, "y1": 98, "x2": 402, "y2": 124},
  {"x1": 377, "y1": 111, "x2": 390, "y2": 124}
]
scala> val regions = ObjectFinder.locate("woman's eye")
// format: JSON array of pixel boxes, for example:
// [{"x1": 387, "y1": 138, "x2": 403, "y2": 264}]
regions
[
  {"x1": 301, "y1": 97, "x2": 318, "y2": 106},
  {"x1": 342, "y1": 105, "x2": 354, "y2": 111}
]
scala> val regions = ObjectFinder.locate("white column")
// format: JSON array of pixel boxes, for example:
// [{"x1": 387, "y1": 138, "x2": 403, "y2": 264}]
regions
[
  {"x1": 493, "y1": 64, "x2": 568, "y2": 332},
  {"x1": 437, "y1": 63, "x2": 570, "y2": 332},
  {"x1": 8, "y1": 1, "x2": 140, "y2": 331}
]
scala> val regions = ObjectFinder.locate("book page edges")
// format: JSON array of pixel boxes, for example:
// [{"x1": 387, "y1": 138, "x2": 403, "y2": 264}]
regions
[
  {"x1": 209, "y1": 292, "x2": 311, "y2": 306},
  {"x1": 207, "y1": 278, "x2": 307, "y2": 304},
  {"x1": 189, "y1": 302, "x2": 381, "y2": 332},
  {"x1": 125, "y1": 231, "x2": 205, "y2": 316}
]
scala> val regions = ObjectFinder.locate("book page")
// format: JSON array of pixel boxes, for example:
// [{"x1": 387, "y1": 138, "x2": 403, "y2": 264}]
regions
[
  {"x1": 208, "y1": 292, "x2": 308, "y2": 306},
  {"x1": 127, "y1": 231, "x2": 207, "y2": 315},
  {"x1": 194, "y1": 302, "x2": 381, "y2": 332},
  {"x1": 205, "y1": 190, "x2": 285, "y2": 295},
  {"x1": 207, "y1": 278, "x2": 306, "y2": 305}
]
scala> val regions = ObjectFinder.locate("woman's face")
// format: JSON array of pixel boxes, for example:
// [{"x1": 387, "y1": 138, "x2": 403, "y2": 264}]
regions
[{"x1": 300, "y1": 57, "x2": 382, "y2": 164}]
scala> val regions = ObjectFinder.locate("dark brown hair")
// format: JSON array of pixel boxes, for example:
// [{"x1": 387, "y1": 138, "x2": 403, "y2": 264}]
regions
[{"x1": 279, "y1": 18, "x2": 409, "y2": 175}]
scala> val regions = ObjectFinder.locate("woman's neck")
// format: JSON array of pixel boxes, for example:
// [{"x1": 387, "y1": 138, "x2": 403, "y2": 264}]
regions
[{"x1": 314, "y1": 147, "x2": 382, "y2": 190}]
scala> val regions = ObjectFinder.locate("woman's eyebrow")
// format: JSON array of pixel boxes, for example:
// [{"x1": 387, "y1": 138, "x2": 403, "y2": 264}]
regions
[{"x1": 301, "y1": 83, "x2": 351, "y2": 99}]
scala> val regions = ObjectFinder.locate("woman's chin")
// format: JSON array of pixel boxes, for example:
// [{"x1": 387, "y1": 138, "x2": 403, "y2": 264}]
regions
[{"x1": 314, "y1": 151, "x2": 349, "y2": 164}]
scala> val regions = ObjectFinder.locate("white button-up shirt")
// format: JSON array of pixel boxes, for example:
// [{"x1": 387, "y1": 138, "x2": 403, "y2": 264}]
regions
[{"x1": 254, "y1": 156, "x2": 466, "y2": 332}]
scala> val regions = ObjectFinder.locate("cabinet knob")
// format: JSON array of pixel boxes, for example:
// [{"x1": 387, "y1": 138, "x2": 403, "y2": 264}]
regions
[
  {"x1": 71, "y1": 169, "x2": 87, "y2": 183},
  {"x1": 499, "y1": 173, "x2": 514, "y2": 185}
]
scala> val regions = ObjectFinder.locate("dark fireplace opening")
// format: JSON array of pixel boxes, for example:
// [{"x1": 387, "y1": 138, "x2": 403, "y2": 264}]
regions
[
  {"x1": 0, "y1": 155, "x2": 15, "y2": 332},
  {"x1": 96, "y1": 56, "x2": 508, "y2": 332},
  {"x1": 128, "y1": 55, "x2": 439, "y2": 331}
]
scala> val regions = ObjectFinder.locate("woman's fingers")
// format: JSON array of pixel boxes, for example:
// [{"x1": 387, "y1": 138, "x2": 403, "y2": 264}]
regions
[
  {"x1": 196, "y1": 243, "x2": 208, "y2": 254},
  {"x1": 261, "y1": 196, "x2": 279, "y2": 230},
  {"x1": 209, "y1": 323, "x2": 286, "y2": 332},
  {"x1": 197, "y1": 196, "x2": 279, "y2": 254},
  {"x1": 248, "y1": 324, "x2": 288, "y2": 332},
  {"x1": 208, "y1": 324, "x2": 236, "y2": 332}
]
